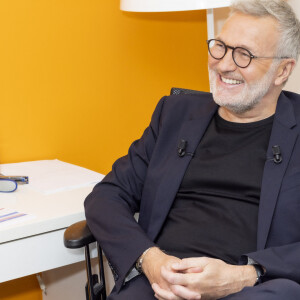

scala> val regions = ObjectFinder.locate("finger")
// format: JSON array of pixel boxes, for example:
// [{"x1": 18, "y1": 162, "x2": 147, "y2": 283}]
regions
[
  {"x1": 154, "y1": 293, "x2": 167, "y2": 300},
  {"x1": 171, "y1": 284, "x2": 201, "y2": 300},
  {"x1": 154, "y1": 293, "x2": 169, "y2": 300},
  {"x1": 172, "y1": 257, "x2": 208, "y2": 271},
  {"x1": 155, "y1": 293, "x2": 170, "y2": 300},
  {"x1": 152, "y1": 283, "x2": 183, "y2": 300},
  {"x1": 185, "y1": 267, "x2": 203, "y2": 273},
  {"x1": 161, "y1": 266, "x2": 192, "y2": 285}
]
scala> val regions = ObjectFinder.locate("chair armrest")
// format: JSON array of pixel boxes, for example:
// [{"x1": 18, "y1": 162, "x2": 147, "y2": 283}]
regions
[{"x1": 64, "y1": 220, "x2": 96, "y2": 249}]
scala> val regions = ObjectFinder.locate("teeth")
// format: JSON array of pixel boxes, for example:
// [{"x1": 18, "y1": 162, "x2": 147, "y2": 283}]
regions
[{"x1": 221, "y1": 76, "x2": 242, "y2": 85}]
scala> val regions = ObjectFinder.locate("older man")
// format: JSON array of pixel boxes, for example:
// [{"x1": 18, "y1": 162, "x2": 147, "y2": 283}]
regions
[{"x1": 85, "y1": 0, "x2": 300, "y2": 299}]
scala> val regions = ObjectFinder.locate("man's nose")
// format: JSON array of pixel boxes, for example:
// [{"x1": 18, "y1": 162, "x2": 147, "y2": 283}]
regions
[{"x1": 217, "y1": 50, "x2": 237, "y2": 72}]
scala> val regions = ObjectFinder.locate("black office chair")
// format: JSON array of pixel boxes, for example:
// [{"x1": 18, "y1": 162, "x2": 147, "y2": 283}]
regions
[{"x1": 63, "y1": 87, "x2": 208, "y2": 300}]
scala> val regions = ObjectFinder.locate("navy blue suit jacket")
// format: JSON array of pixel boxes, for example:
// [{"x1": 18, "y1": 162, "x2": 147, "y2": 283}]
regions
[{"x1": 85, "y1": 91, "x2": 300, "y2": 293}]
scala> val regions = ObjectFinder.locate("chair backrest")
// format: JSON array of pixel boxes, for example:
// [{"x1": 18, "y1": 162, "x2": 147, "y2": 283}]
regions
[{"x1": 170, "y1": 87, "x2": 209, "y2": 96}]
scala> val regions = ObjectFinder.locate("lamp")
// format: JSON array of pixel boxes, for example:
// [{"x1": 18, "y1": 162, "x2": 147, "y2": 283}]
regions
[{"x1": 120, "y1": 0, "x2": 231, "y2": 39}]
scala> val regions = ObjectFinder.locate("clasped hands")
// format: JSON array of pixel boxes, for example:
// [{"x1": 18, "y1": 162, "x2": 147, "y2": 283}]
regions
[{"x1": 141, "y1": 247, "x2": 257, "y2": 300}]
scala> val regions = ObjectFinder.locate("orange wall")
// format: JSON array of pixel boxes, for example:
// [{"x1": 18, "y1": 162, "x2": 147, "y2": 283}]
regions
[
  {"x1": 0, "y1": 0, "x2": 209, "y2": 298},
  {"x1": 0, "y1": 0, "x2": 209, "y2": 174},
  {"x1": 0, "y1": 275, "x2": 42, "y2": 300}
]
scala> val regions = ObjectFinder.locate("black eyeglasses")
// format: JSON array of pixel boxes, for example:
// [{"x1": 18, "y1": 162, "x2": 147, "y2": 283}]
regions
[{"x1": 207, "y1": 39, "x2": 289, "y2": 68}]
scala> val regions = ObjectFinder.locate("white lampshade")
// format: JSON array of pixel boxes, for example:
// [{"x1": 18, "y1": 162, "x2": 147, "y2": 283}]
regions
[{"x1": 120, "y1": 0, "x2": 231, "y2": 12}]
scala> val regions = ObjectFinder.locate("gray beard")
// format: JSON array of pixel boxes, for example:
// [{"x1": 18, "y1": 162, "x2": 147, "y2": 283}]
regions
[{"x1": 209, "y1": 65, "x2": 276, "y2": 114}]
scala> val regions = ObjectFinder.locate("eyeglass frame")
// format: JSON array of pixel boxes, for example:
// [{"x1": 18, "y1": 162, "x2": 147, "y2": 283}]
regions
[
  {"x1": 206, "y1": 39, "x2": 289, "y2": 68},
  {"x1": 0, "y1": 178, "x2": 18, "y2": 193}
]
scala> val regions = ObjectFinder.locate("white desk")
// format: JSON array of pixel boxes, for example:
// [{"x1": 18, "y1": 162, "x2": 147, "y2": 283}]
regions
[{"x1": 0, "y1": 177, "x2": 99, "y2": 283}]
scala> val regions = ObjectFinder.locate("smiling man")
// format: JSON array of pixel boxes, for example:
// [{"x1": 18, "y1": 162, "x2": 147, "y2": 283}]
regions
[
  {"x1": 208, "y1": 11, "x2": 292, "y2": 122},
  {"x1": 85, "y1": 0, "x2": 300, "y2": 299}
]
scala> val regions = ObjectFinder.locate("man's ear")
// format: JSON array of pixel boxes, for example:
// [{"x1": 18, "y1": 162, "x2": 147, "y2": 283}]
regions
[{"x1": 274, "y1": 59, "x2": 296, "y2": 86}]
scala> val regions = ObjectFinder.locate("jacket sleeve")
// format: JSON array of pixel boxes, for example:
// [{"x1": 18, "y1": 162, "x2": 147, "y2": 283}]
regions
[
  {"x1": 84, "y1": 96, "x2": 166, "y2": 292},
  {"x1": 241, "y1": 242, "x2": 300, "y2": 283}
]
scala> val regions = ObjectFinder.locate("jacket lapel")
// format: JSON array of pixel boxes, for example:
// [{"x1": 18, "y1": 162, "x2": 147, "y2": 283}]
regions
[
  {"x1": 147, "y1": 101, "x2": 218, "y2": 240},
  {"x1": 257, "y1": 92, "x2": 298, "y2": 250}
]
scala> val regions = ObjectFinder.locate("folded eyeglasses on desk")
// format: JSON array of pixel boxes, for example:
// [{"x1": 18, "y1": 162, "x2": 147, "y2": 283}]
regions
[{"x1": 0, "y1": 175, "x2": 29, "y2": 192}]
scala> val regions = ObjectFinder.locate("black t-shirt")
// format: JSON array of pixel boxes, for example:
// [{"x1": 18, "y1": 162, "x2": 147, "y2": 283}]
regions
[{"x1": 156, "y1": 112, "x2": 274, "y2": 264}]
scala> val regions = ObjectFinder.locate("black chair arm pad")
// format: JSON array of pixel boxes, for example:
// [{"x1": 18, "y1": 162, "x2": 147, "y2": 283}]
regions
[{"x1": 64, "y1": 220, "x2": 96, "y2": 249}]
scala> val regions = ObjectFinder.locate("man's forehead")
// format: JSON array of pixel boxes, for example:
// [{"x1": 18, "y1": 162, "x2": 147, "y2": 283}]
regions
[{"x1": 217, "y1": 12, "x2": 279, "y2": 53}]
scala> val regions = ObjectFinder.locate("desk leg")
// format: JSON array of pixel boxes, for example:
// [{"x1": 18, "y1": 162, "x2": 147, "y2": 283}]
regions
[{"x1": 36, "y1": 274, "x2": 47, "y2": 295}]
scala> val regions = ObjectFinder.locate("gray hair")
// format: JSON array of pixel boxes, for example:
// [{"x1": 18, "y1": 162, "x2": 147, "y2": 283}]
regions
[{"x1": 230, "y1": 0, "x2": 300, "y2": 62}]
